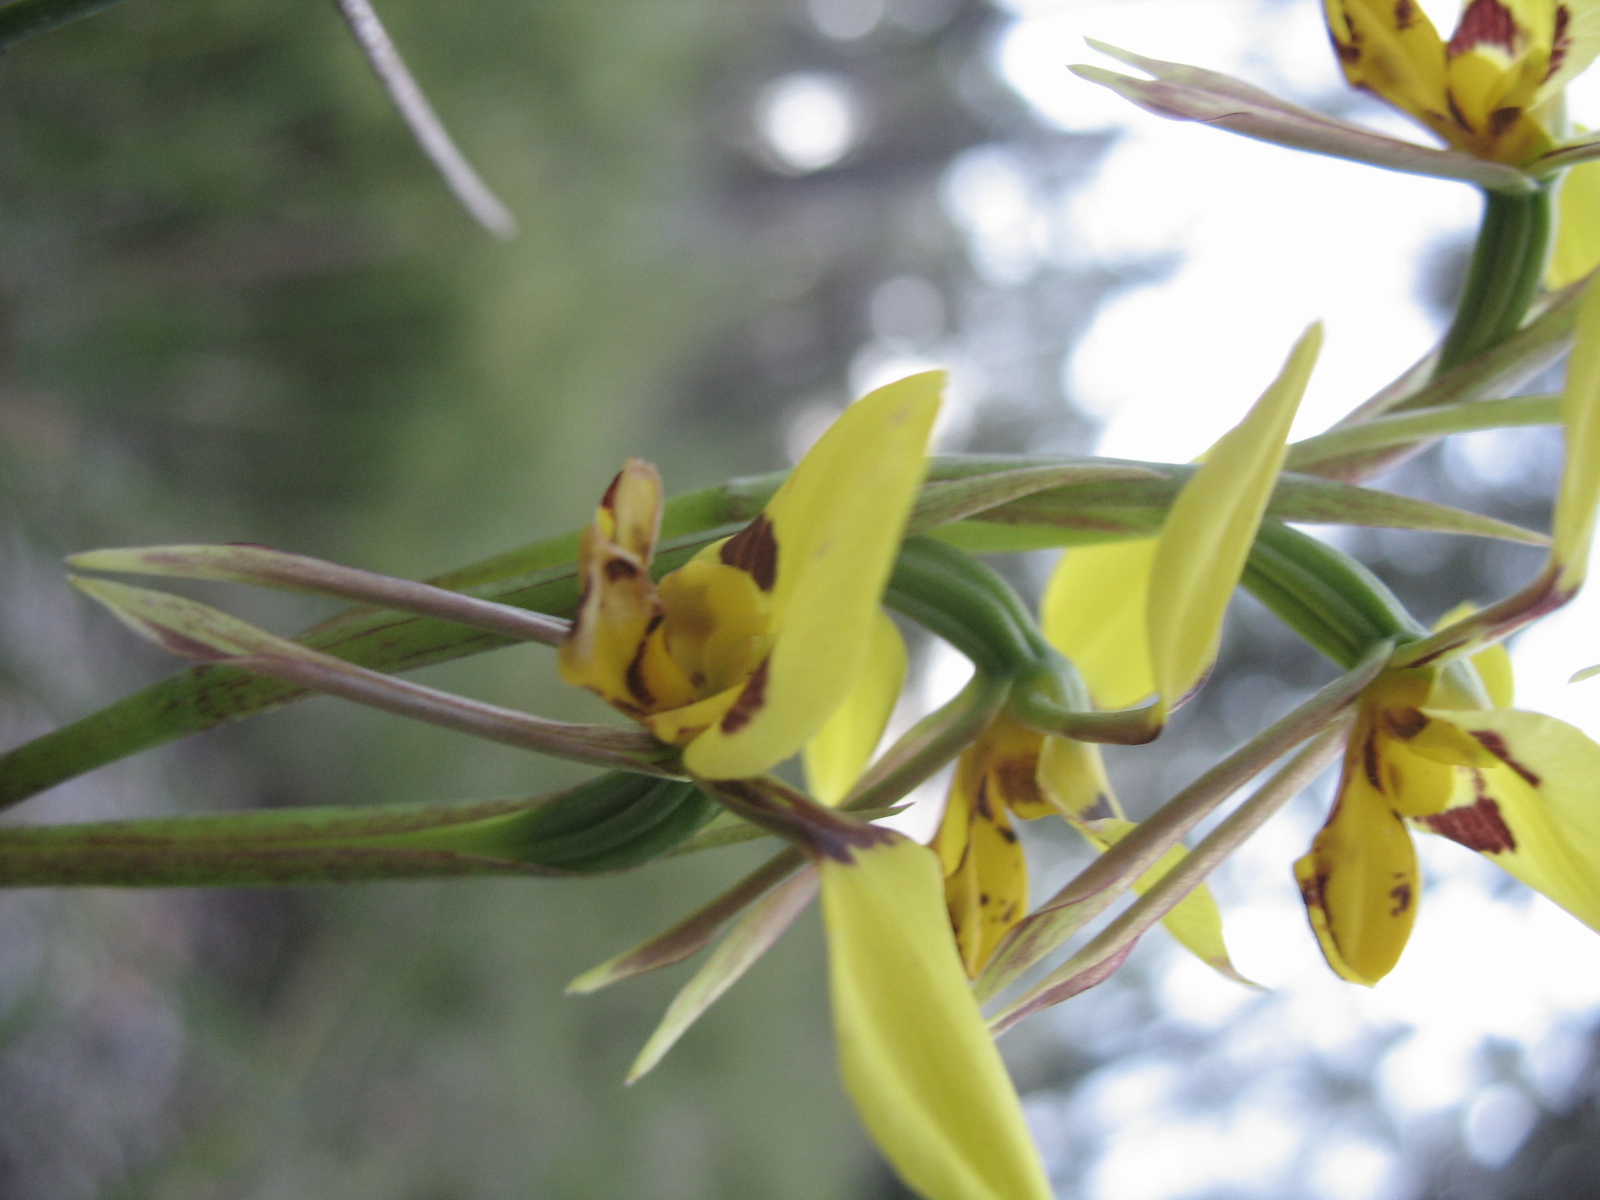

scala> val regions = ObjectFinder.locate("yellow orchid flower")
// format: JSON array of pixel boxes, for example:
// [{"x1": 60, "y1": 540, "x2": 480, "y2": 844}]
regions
[
  {"x1": 560, "y1": 372, "x2": 940, "y2": 780},
  {"x1": 1325, "y1": 0, "x2": 1600, "y2": 165},
  {"x1": 928, "y1": 712, "x2": 1243, "y2": 981},
  {"x1": 1295, "y1": 642, "x2": 1600, "y2": 984}
]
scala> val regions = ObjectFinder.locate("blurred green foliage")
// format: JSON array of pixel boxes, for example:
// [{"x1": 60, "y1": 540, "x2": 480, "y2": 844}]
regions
[{"x1": 0, "y1": 0, "x2": 902, "y2": 1194}]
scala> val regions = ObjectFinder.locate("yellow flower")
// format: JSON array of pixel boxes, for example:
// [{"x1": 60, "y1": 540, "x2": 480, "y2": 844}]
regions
[
  {"x1": 1295, "y1": 647, "x2": 1600, "y2": 984},
  {"x1": 560, "y1": 373, "x2": 939, "y2": 780},
  {"x1": 1325, "y1": 0, "x2": 1600, "y2": 164}
]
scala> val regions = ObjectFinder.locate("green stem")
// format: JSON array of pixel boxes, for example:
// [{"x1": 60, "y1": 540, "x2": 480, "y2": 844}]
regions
[
  {"x1": 0, "y1": 0, "x2": 129, "y2": 49},
  {"x1": 1285, "y1": 393, "x2": 1559, "y2": 472},
  {"x1": 1436, "y1": 185, "x2": 1554, "y2": 377}
]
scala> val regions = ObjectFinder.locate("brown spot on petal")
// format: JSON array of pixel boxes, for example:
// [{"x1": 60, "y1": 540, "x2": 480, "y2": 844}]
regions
[
  {"x1": 994, "y1": 758, "x2": 1044, "y2": 809},
  {"x1": 1383, "y1": 707, "x2": 1427, "y2": 740},
  {"x1": 1421, "y1": 792, "x2": 1517, "y2": 853},
  {"x1": 1299, "y1": 868, "x2": 1328, "y2": 911},
  {"x1": 1449, "y1": 0, "x2": 1518, "y2": 56},
  {"x1": 720, "y1": 514, "x2": 779, "y2": 592},
  {"x1": 997, "y1": 825, "x2": 1019, "y2": 844},
  {"x1": 719, "y1": 657, "x2": 770, "y2": 733},
  {"x1": 603, "y1": 557, "x2": 640, "y2": 582},
  {"x1": 1447, "y1": 90, "x2": 1476, "y2": 133},
  {"x1": 1490, "y1": 106, "x2": 1523, "y2": 137},
  {"x1": 600, "y1": 471, "x2": 622, "y2": 512},
  {"x1": 1549, "y1": 5, "x2": 1572, "y2": 78},
  {"x1": 1394, "y1": 0, "x2": 1416, "y2": 30},
  {"x1": 1335, "y1": 38, "x2": 1361, "y2": 64},
  {"x1": 624, "y1": 642, "x2": 656, "y2": 709},
  {"x1": 972, "y1": 778, "x2": 994, "y2": 821},
  {"x1": 1364, "y1": 730, "x2": 1384, "y2": 792},
  {"x1": 1468, "y1": 729, "x2": 1541, "y2": 785},
  {"x1": 1389, "y1": 882, "x2": 1413, "y2": 916}
]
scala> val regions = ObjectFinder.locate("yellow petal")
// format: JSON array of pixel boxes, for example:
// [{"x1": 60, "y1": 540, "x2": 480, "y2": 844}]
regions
[
  {"x1": 1077, "y1": 818, "x2": 1250, "y2": 983},
  {"x1": 1324, "y1": 0, "x2": 1453, "y2": 140},
  {"x1": 820, "y1": 837, "x2": 1052, "y2": 1200},
  {"x1": 1533, "y1": 0, "x2": 1600, "y2": 98},
  {"x1": 1036, "y1": 735, "x2": 1122, "y2": 821},
  {"x1": 1146, "y1": 325, "x2": 1322, "y2": 709},
  {"x1": 803, "y1": 611, "x2": 908, "y2": 805},
  {"x1": 686, "y1": 373, "x2": 940, "y2": 778},
  {"x1": 1553, "y1": 273, "x2": 1600, "y2": 590},
  {"x1": 1548, "y1": 154, "x2": 1600, "y2": 289},
  {"x1": 1041, "y1": 537, "x2": 1157, "y2": 710},
  {"x1": 560, "y1": 460, "x2": 697, "y2": 711},
  {"x1": 1293, "y1": 765, "x2": 1420, "y2": 987},
  {"x1": 1415, "y1": 707, "x2": 1600, "y2": 930}
]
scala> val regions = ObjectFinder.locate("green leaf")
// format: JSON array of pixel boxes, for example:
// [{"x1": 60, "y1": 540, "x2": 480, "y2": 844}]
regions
[
  {"x1": 567, "y1": 847, "x2": 807, "y2": 993},
  {"x1": 626, "y1": 865, "x2": 819, "y2": 1083},
  {"x1": 0, "y1": 773, "x2": 712, "y2": 887}
]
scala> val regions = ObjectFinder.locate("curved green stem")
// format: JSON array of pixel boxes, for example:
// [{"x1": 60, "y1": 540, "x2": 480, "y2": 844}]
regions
[{"x1": 1436, "y1": 184, "x2": 1554, "y2": 377}]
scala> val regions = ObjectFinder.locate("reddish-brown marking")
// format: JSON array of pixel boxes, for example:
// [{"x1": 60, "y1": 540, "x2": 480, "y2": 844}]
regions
[
  {"x1": 1548, "y1": 5, "x2": 1572, "y2": 78},
  {"x1": 1384, "y1": 707, "x2": 1427, "y2": 740},
  {"x1": 1489, "y1": 106, "x2": 1523, "y2": 137},
  {"x1": 1335, "y1": 38, "x2": 1362, "y2": 63},
  {"x1": 600, "y1": 470, "x2": 622, "y2": 511},
  {"x1": 1363, "y1": 730, "x2": 1384, "y2": 791},
  {"x1": 720, "y1": 515, "x2": 779, "y2": 592},
  {"x1": 624, "y1": 641, "x2": 655, "y2": 709},
  {"x1": 1299, "y1": 869, "x2": 1328, "y2": 911},
  {"x1": 1395, "y1": 0, "x2": 1416, "y2": 31},
  {"x1": 973, "y1": 778, "x2": 995, "y2": 822},
  {"x1": 1449, "y1": 0, "x2": 1518, "y2": 56},
  {"x1": 1447, "y1": 90, "x2": 1477, "y2": 133},
  {"x1": 979, "y1": 892, "x2": 991, "y2": 906},
  {"x1": 997, "y1": 825, "x2": 1019, "y2": 844},
  {"x1": 1468, "y1": 729, "x2": 1541, "y2": 785},
  {"x1": 719, "y1": 657, "x2": 770, "y2": 733},
  {"x1": 994, "y1": 759, "x2": 1043, "y2": 808},
  {"x1": 1421, "y1": 794, "x2": 1517, "y2": 853},
  {"x1": 603, "y1": 557, "x2": 640, "y2": 582},
  {"x1": 1389, "y1": 882, "x2": 1413, "y2": 916}
]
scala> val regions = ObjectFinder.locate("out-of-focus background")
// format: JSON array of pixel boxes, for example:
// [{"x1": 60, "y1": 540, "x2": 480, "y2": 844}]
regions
[{"x1": 0, "y1": 0, "x2": 1597, "y2": 1196}]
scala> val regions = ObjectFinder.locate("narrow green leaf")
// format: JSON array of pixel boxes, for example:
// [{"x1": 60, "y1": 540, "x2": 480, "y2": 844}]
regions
[
  {"x1": 627, "y1": 865, "x2": 819, "y2": 1083},
  {"x1": 1285, "y1": 394, "x2": 1560, "y2": 473},
  {"x1": 0, "y1": 776, "x2": 711, "y2": 888},
  {"x1": 566, "y1": 848, "x2": 807, "y2": 993},
  {"x1": 70, "y1": 543, "x2": 569, "y2": 645},
  {"x1": 1554, "y1": 275, "x2": 1600, "y2": 588},
  {"x1": 71, "y1": 578, "x2": 674, "y2": 774}
]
